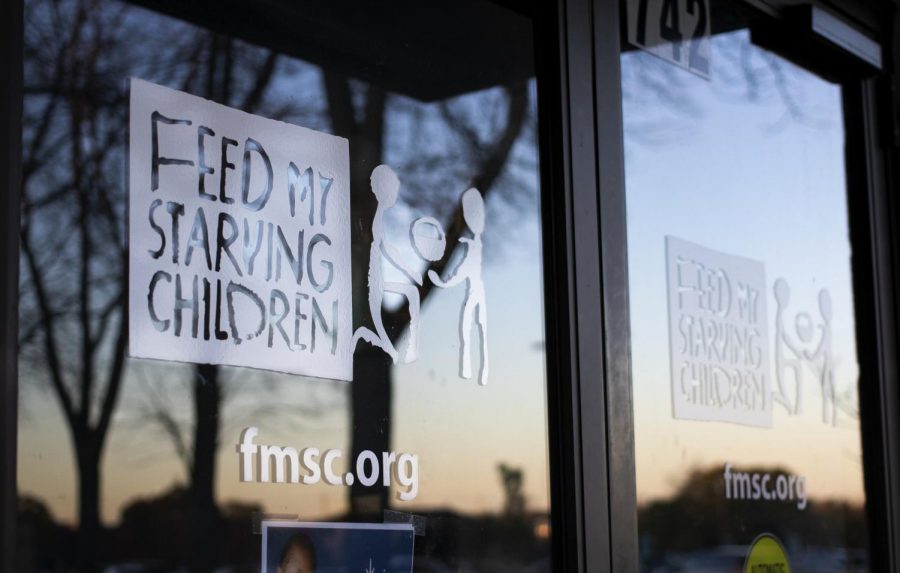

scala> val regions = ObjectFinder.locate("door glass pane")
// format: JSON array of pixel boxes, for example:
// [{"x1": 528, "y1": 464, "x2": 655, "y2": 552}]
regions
[
  {"x1": 622, "y1": 3, "x2": 869, "y2": 571},
  {"x1": 17, "y1": 1, "x2": 551, "y2": 571}
]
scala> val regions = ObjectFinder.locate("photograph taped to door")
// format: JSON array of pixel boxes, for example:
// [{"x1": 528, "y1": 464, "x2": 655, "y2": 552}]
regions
[
  {"x1": 128, "y1": 78, "x2": 353, "y2": 381},
  {"x1": 261, "y1": 521, "x2": 415, "y2": 573},
  {"x1": 626, "y1": 0, "x2": 712, "y2": 78}
]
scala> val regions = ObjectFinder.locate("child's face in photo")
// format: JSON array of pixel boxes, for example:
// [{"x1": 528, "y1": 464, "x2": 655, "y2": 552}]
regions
[{"x1": 277, "y1": 545, "x2": 314, "y2": 573}]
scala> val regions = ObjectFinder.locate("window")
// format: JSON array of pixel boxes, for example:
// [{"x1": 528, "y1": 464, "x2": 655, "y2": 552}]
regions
[
  {"x1": 16, "y1": 1, "x2": 552, "y2": 571},
  {"x1": 622, "y1": 4, "x2": 869, "y2": 570}
]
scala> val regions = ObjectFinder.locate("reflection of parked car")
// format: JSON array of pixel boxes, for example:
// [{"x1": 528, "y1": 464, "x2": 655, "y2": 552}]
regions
[
  {"x1": 101, "y1": 562, "x2": 180, "y2": 573},
  {"x1": 520, "y1": 556, "x2": 552, "y2": 573},
  {"x1": 412, "y1": 557, "x2": 475, "y2": 573},
  {"x1": 649, "y1": 545, "x2": 746, "y2": 573},
  {"x1": 791, "y1": 547, "x2": 868, "y2": 572},
  {"x1": 648, "y1": 544, "x2": 869, "y2": 573}
]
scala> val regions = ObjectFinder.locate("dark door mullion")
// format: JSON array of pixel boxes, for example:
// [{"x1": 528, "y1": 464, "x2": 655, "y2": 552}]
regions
[
  {"x1": 845, "y1": 76, "x2": 900, "y2": 573},
  {"x1": 592, "y1": 0, "x2": 638, "y2": 570},
  {"x1": 0, "y1": 0, "x2": 23, "y2": 572},
  {"x1": 539, "y1": 0, "x2": 613, "y2": 569}
]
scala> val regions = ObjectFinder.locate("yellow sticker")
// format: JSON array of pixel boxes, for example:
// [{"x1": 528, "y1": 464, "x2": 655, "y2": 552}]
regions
[{"x1": 744, "y1": 534, "x2": 791, "y2": 573}]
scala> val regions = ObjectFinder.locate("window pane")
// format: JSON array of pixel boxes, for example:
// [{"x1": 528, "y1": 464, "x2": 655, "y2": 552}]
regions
[
  {"x1": 622, "y1": 4, "x2": 869, "y2": 571},
  {"x1": 17, "y1": 2, "x2": 551, "y2": 571}
]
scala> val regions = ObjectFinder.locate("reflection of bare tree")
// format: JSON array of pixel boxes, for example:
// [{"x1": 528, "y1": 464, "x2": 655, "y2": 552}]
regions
[
  {"x1": 498, "y1": 463, "x2": 526, "y2": 518},
  {"x1": 17, "y1": 3, "x2": 167, "y2": 571},
  {"x1": 19, "y1": 2, "x2": 137, "y2": 571},
  {"x1": 128, "y1": 30, "x2": 279, "y2": 573},
  {"x1": 136, "y1": 365, "x2": 336, "y2": 476},
  {"x1": 21, "y1": 6, "x2": 538, "y2": 573},
  {"x1": 183, "y1": 34, "x2": 278, "y2": 573},
  {"x1": 19, "y1": 3, "x2": 280, "y2": 570},
  {"x1": 622, "y1": 30, "x2": 833, "y2": 147},
  {"x1": 639, "y1": 465, "x2": 867, "y2": 570}
]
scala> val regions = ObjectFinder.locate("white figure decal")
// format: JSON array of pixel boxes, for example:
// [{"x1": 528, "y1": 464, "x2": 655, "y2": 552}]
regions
[
  {"x1": 353, "y1": 166, "x2": 489, "y2": 386},
  {"x1": 409, "y1": 217, "x2": 447, "y2": 263},
  {"x1": 806, "y1": 289, "x2": 837, "y2": 426},
  {"x1": 350, "y1": 165, "x2": 422, "y2": 364},
  {"x1": 773, "y1": 278, "x2": 839, "y2": 426},
  {"x1": 428, "y1": 188, "x2": 489, "y2": 385},
  {"x1": 773, "y1": 278, "x2": 804, "y2": 414}
]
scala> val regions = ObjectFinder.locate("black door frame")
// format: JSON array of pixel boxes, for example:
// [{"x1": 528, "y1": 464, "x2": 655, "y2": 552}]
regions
[
  {"x1": 574, "y1": 0, "x2": 900, "y2": 571},
  {"x1": 2, "y1": 0, "x2": 900, "y2": 571},
  {"x1": 538, "y1": 0, "x2": 631, "y2": 568},
  {"x1": 846, "y1": 76, "x2": 900, "y2": 572},
  {"x1": 0, "y1": 0, "x2": 23, "y2": 571}
]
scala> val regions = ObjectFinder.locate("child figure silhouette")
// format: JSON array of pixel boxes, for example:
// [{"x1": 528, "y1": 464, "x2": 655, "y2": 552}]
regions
[{"x1": 429, "y1": 188, "x2": 488, "y2": 385}]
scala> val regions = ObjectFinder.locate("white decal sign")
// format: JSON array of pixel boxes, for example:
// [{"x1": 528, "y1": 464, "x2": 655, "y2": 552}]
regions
[
  {"x1": 666, "y1": 236, "x2": 771, "y2": 427},
  {"x1": 128, "y1": 79, "x2": 353, "y2": 380},
  {"x1": 772, "y1": 280, "x2": 838, "y2": 426},
  {"x1": 627, "y1": 0, "x2": 711, "y2": 78}
]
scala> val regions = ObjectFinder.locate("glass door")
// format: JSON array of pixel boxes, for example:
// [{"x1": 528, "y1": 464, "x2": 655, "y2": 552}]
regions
[
  {"x1": 621, "y1": 1, "x2": 871, "y2": 571},
  {"x1": 15, "y1": 1, "x2": 553, "y2": 572}
]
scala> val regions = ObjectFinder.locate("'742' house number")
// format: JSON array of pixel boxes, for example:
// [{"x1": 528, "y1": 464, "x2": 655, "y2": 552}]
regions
[{"x1": 628, "y1": 0, "x2": 711, "y2": 78}]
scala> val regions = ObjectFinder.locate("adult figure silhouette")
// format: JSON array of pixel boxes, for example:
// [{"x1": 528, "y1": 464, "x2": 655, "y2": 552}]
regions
[
  {"x1": 773, "y1": 278, "x2": 804, "y2": 414},
  {"x1": 806, "y1": 289, "x2": 837, "y2": 426},
  {"x1": 429, "y1": 188, "x2": 488, "y2": 385},
  {"x1": 351, "y1": 165, "x2": 422, "y2": 364}
]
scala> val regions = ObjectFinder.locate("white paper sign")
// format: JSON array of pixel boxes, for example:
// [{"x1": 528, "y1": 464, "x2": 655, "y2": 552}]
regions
[
  {"x1": 128, "y1": 79, "x2": 353, "y2": 381},
  {"x1": 626, "y1": 0, "x2": 711, "y2": 78},
  {"x1": 666, "y1": 237, "x2": 771, "y2": 427}
]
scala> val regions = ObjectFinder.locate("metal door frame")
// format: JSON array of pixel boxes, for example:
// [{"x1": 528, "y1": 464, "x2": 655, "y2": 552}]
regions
[
  {"x1": 578, "y1": 0, "x2": 900, "y2": 571},
  {"x1": 0, "y1": 0, "x2": 23, "y2": 571},
  {"x1": 1, "y1": 0, "x2": 900, "y2": 572}
]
